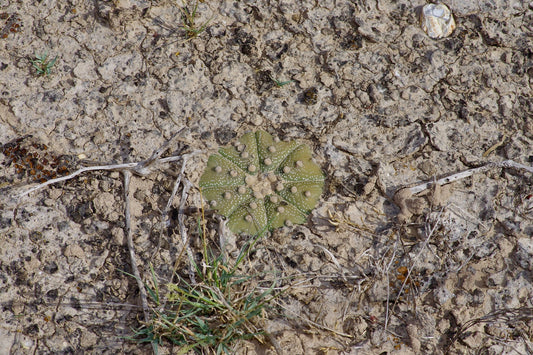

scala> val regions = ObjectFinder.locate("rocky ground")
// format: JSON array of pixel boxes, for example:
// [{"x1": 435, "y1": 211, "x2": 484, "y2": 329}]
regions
[{"x1": 1, "y1": 0, "x2": 532, "y2": 354}]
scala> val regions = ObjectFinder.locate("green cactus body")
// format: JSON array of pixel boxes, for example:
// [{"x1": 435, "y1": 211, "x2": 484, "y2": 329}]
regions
[{"x1": 199, "y1": 131, "x2": 324, "y2": 236}]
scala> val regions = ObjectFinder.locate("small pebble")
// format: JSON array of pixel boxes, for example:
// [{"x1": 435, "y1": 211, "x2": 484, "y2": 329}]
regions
[{"x1": 419, "y1": 3, "x2": 455, "y2": 39}]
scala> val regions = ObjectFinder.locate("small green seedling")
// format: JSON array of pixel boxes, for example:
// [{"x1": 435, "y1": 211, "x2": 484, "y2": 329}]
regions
[
  {"x1": 31, "y1": 52, "x2": 58, "y2": 76},
  {"x1": 271, "y1": 76, "x2": 293, "y2": 87},
  {"x1": 179, "y1": 0, "x2": 211, "y2": 39}
]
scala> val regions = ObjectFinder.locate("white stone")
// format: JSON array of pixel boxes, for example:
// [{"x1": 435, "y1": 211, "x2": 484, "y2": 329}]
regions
[{"x1": 419, "y1": 3, "x2": 455, "y2": 39}]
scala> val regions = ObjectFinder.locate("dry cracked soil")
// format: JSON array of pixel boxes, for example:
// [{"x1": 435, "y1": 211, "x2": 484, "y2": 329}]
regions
[{"x1": 1, "y1": 0, "x2": 533, "y2": 354}]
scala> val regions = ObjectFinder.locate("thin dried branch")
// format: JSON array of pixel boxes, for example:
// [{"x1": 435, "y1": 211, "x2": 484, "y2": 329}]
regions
[
  {"x1": 154, "y1": 156, "x2": 187, "y2": 258},
  {"x1": 394, "y1": 159, "x2": 533, "y2": 222},
  {"x1": 403, "y1": 160, "x2": 532, "y2": 196},
  {"x1": 177, "y1": 179, "x2": 196, "y2": 284},
  {"x1": 123, "y1": 170, "x2": 155, "y2": 354},
  {"x1": 13, "y1": 150, "x2": 201, "y2": 199}
]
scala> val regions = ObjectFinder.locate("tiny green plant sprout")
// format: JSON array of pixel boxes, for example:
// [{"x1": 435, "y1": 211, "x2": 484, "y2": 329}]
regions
[
  {"x1": 179, "y1": 0, "x2": 211, "y2": 39},
  {"x1": 199, "y1": 130, "x2": 324, "y2": 236},
  {"x1": 30, "y1": 52, "x2": 58, "y2": 76},
  {"x1": 271, "y1": 76, "x2": 293, "y2": 88}
]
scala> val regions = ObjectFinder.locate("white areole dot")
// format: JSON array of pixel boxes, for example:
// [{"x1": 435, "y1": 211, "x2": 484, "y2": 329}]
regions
[
  {"x1": 249, "y1": 201, "x2": 258, "y2": 209},
  {"x1": 291, "y1": 186, "x2": 298, "y2": 193},
  {"x1": 241, "y1": 151, "x2": 249, "y2": 159},
  {"x1": 264, "y1": 158, "x2": 272, "y2": 166},
  {"x1": 276, "y1": 183, "x2": 284, "y2": 191},
  {"x1": 238, "y1": 186, "x2": 247, "y2": 194},
  {"x1": 230, "y1": 170, "x2": 238, "y2": 177},
  {"x1": 270, "y1": 195, "x2": 278, "y2": 203},
  {"x1": 277, "y1": 206, "x2": 285, "y2": 213},
  {"x1": 285, "y1": 220, "x2": 293, "y2": 227},
  {"x1": 268, "y1": 145, "x2": 276, "y2": 153},
  {"x1": 248, "y1": 164, "x2": 257, "y2": 172},
  {"x1": 304, "y1": 190, "x2": 311, "y2": 197},
  {"x1": 283, "y1": 166, "x2": 291, "y2": 173},
  {"x1": 245, "y1": 214, "x2": 253, "y2": 222},
  {"x1": 224, "y1": 191, "x2": 232, "y2": 199},
  {"x1": 210, "y1": 200, "x2": 217, "y2": 207},
  {"x1": 215, "y1": 166, "x2": 222, "y2": 173},
  {"x1": 295, "y1": 160, "x2": 304, "y2": 168}
]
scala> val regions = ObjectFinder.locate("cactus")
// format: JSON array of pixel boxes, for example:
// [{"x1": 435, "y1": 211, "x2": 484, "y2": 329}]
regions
[{"x1": 199, "y1": 131, "x2": 324, "y2": 236}]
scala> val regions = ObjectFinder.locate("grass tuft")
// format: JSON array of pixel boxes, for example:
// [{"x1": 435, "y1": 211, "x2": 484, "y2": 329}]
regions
[
  {"x1": 179, "y1": 0, "x2": 211, "y2": 39},
  {"x1": 30, "y1": 52, "x2": 58, "y2": 76},
  {"x1": 130, "y1": 229, "x2": 279, "y2": 353}
]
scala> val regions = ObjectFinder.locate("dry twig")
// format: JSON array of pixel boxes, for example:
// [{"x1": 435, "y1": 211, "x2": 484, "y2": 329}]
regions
[
  {"x1": 122, "y1": 170, "x2": 155, "y2": 354},
  {"x1": 402, "y1": 160, "x2": 532, "y2": 196},
  {"x1": 394, "y1": 159, "x2": 533, "y2": 222}
]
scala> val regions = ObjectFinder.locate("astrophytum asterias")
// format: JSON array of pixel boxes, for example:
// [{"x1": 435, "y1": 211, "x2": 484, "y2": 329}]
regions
[{"x1": 199, "y1": 131, "x2": 324, "y2": 236}]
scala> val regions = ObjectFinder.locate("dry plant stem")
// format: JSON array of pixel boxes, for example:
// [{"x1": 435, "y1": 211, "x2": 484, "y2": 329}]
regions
[
  {"x1": 16, "y1": 162, "x2": 138, "y2": 197},
  {"x1": 407, "y1": 160, "x2": 533, "y2": 195},
  {"x1": 123, "y1": 170, "x2": 155, "y2": 354},
  {"x1": 154, "y1": 157, "x2": 187, "y2": 258},
  {"x1": 216, "y1": 215, "x2": 227, "y2": 262},
  {"x1": 394, "y1": 209, "x2": 444, "y2": 308},
  {"x1": 315, "y1": 244, "x2": 346, "y2": 281},
  {"x1": 384, "y1": 210, "x2": 443, "y2": 334},
  {"x1": 383, "y1": 234, "x2": 400, "y2": 332},
  {"x1": 177, "y1": 179, "x2": 196, "y2": 284},
  {"x1": 264, "y1": 332, "x2": 283, "y2": 355},
  {"x1": 15, "y1": 152, "x2": 201, "y2": 199},
  {"x1": 133, "y1": 130, "x2": 183, "y2": 175},
  {"x1": 153, "y1": 162, "x2": 185, "y2": 317},
  {"x1": 483, "y1": 135, "x2": 507, "y2": 158}
]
